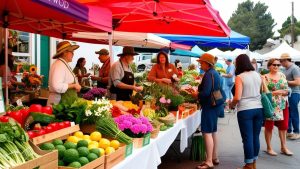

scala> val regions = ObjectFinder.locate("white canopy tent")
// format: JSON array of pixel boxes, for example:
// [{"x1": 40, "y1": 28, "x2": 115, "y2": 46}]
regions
[
  {"x1": 263, "y1": 41, "x2": 300, "y2": 59},
  {"x1": 73, "y1": 31, "x2": 171, "y2": 49},
  {"x1": 207, "y1": 48, "x2": 225, "y2": 57}
]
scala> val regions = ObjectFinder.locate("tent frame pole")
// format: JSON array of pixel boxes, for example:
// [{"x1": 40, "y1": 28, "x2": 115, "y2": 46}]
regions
[
  {"x1": 108, "y1": 32, "x2": 113, "y2": 65},
  {"x1": 4, "y1": 28, "x2": 9, "y2": 106}
]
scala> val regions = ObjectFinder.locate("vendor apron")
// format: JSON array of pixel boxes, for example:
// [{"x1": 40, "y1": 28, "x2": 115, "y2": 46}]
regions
[
  {"x1": 97, "y1": 59, "x2": 110, "y2": 89},
  {"x1": 47, "y1": 59, "x2": 77, "y2": 106},
  {"x1": 110, "y1": 62, "x2": 134, "y2": 101}
]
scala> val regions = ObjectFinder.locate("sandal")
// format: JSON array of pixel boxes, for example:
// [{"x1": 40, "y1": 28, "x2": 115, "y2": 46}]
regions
[
  {"x1": 264, "y1": 150, "x2": 277, "y2": 156},
  {"x1": 213, "y1": 159, "x2": 220, "y2": 165},
  {"x1": 281, "y1": 149, "x2": 293, "y2": 156},
  {"x1": 196, "y1": 163, "x2": 214, "y2": 169}
]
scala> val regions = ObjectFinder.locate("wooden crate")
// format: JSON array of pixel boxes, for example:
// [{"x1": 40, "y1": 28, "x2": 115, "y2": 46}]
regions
[
  {"x1": 32, "y1": 125, "x2": 80, "y2": 145},
  {"x1": 132, "y1": 133, "x2": 151, "y2": 148},
  {"x1": 105, "y1": 145, "x2": 126, "y2": 169},
  {"x1": 58, "y1": 156, "x2": 105, "y2": 169},
  {"x1": 12, "y1": 141, "x2": 58, "y2": 169}
]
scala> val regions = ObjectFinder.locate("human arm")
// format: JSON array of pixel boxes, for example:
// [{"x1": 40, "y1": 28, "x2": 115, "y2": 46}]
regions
[
  {"x1": 222, "y1": 65, "x2": 234, "y2": 78},
  {"x1": 198, "y1": 73, "x2": 213, "y2": 99},
  {"x1": 287, "y1": 68, "x2": 300, "y2": 86},
  {"x1": 229, "y1": 76, "x2": 242, "y2": 109}
]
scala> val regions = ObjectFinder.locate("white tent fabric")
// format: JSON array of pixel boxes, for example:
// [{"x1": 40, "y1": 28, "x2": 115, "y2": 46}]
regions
[
  {"x1": 207, "y1": 48, "x2": 225, "y2": 56},
  {"x1": 263, "y1": 41, "x2": 300, "y2": 59},
  {"x1": 72, "y1": 31, "x2": 171, "y2": 49}
]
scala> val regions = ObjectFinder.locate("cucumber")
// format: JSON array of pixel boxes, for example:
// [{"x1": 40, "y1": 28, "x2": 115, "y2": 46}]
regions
[{"x1": 30, "y1": 112, "x2": 55, "y2": 124}]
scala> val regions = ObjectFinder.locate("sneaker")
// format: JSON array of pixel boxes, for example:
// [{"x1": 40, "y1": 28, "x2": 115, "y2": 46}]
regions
[
  {"x1": 287, "y1": 133, "x2": 294, "y2": 138},
  {"x1": 290, "y1": 134, "x2": 300, "y2": 140}
]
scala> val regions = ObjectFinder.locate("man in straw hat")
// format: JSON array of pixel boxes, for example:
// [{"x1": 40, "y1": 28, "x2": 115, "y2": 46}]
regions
[
  {"x1": 193, "y1": 53, "x2": 225, "y2": 169},
  {"x1": 108, "y1": 46, "x2": 143, "y2": 101},
  {"x1": 47, "y1": 41, "x2": 81, "y2": 106},
  {"x1": 280, "y1": 53, "x2": 300, "y2": 140},
  {"x1": 91, "y1": 48, "x2": 110, "y2": 89}
]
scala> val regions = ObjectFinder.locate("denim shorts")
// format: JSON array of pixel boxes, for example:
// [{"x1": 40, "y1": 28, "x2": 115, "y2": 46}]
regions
[{"x1": 201, "y1": 105, "x2": 223, "y2": 133}]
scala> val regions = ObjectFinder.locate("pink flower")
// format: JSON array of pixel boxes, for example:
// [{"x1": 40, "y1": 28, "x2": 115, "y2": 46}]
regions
[
  {"x1": 140, "y1": 124, "x2": 148, "y2": 134},
  {"x1": 118, "y1": 123, "x2": 125, "y2": 131},
  {"x1": 166, "y1": 99, "x2": 171, "y2": 104},
  {"x1": 123, "y1": 120, "x2": 132, "y2": 128},
  {"x1": 130, "y1": 124, "x2": 141, "y2": 134},
  {"x1": 159, "y1": 97, "x2": 167, "y2": 104}
]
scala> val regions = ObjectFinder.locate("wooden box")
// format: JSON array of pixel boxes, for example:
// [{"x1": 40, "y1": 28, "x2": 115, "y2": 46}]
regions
[
  {"x1": 58, "y1": 156, "x2": 105, "y2": 169},
  {"x1": 12, "y1": 141, "x2": 58, "y2": 169},
  {"x1": 105, "y1": 145, "x2": 126, "y2": 169},
  {"x1": 32, "y1": 125, "x2": 80, "y2": 145},
  {"x1": 132, "y1": 133, "x2": 151, "y2": 148}
]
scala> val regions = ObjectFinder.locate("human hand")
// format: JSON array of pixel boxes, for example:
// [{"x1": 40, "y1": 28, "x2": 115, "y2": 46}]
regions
[
  {"x1": 134, "y1": 86, "x2": 143, "y2": 92},
  {"x1": 74, "y1": 83, "x2": 82, "y2": 92},
  {"x1": 85, "y1": 73, "x2": 91, "y2": 77},
  {"x1": 162, "y1": 78, "x2": 172, "y2": 84}
]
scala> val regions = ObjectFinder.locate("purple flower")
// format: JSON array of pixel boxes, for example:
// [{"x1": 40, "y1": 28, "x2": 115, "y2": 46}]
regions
[
  {"x1": 118, "y1": 123, "x2": 125, "y2": 131},
  {"x1": 123, "y1": 120, "x2": 132, "y2": 128},
  {"x1": 140, "y1": 124, "x2": 148, "y2": 134},
  {"x1": 130, "y1": 124, "x2": 141, "y2": 134}
]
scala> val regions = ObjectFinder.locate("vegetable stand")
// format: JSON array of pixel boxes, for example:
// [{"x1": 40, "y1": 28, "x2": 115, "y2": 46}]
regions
[{"x1": 112, "y1": 110, "x2": 201, "y2": 169}]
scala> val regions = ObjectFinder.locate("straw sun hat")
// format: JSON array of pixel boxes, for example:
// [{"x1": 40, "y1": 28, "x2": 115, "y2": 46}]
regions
[
  {"x1": 197, "y1": 53, "x2": 215, "y2": 66},
  {"x1": 53, "y1": 41, "x2": 79, "y2": 59}
]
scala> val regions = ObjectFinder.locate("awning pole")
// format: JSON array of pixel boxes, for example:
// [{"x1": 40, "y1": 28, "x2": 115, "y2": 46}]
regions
[
  {"x1": 108, "y1": 32, "x2": 114, "y2": 65},
  {"x1": 4, "y1": 28, "x2": 9, "y2": 106}
]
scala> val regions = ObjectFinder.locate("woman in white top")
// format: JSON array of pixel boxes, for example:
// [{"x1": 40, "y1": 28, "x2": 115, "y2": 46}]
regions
[
  {"x1": 229, "y1": 54, "x2": 263, "y2": 169},
  {"x1": 47, "y1": 41, "x2": 81, "y2": 106}
]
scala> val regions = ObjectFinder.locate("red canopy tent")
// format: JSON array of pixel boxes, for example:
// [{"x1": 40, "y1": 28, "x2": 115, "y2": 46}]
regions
[
  {"x1": 77, "y1": 0, "x2": 230, "y2": 37},
  {"x1": 0, "y1": 0, "x2": 112, "y2": 105}
]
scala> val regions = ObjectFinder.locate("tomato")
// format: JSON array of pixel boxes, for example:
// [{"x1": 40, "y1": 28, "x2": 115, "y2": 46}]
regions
[
  {"x1": 6, "y1": 111, "x2": 12, "y2": 116},
  {"x1": 63, "y1": 121, "x2": 71, "y2": 128},
  {"x1": 36, "y1": 129, "x2": 46, "y2": 136},
  {"x1": 27, "y1": 131, "x2": 36, "y2": 139},
  {"x1": 9, "y1": 110, "x2": 23, "y2": 126},
  {"x1": 58, "y1": 122, "x2": 65, "y2": 129},
  {"x1": 20, "y1": 109, "x2": 30, "y2": 121},
  {"x1": 49, "y1": 122, "x2": 59, "y2": 131},
  {"x1": 29, "y1": 104, "x2": 42, "y2": 113},
  {"x1": 41, "y1": 106, "x2": 53, "y2": 115},
  {"x1": 0, "y1": 116, "x2": 9, "y2": 122},
  {"x1": 45, "y1": 126, "x2": 54, "y2": 133}
]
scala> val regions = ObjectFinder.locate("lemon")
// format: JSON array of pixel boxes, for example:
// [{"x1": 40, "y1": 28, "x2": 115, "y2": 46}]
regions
[
  {"x1": 105, "y1": 147, "x2": 115, "y2": 155},
  {"x1": 110, "y1": 140, "x2": 120, "y2": 150},
  {"x1": 99, "y1": 138, "x2": 110, "y2": 149},
  {"x1": 98, "y1": 148, "x2": 105, "y2": 156},
  {"x1": 73, "y1": 131, "x2": 84, "y2": 138},
  {"x1": 89, "y1": 141, "x2": 99, "y2": 147},
  {"x1": 90, "y1": 132, "x2": 102, "y2": 141},
  {"x1": 82, "y1": 135, "x2": 90, "y2": 140},
  {"x1": 88, "y1": 144, "x2": 99, "y2": 150},
  {"x1": 67, "y1": 136, "x2": 79, "y2": 143}
]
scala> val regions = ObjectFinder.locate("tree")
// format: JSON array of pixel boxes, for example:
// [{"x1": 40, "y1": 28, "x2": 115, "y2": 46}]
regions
[
  {"x1": 228, "y1": 0, "x2": 275, "y2": 50},
  {"x1": 278, "y1": 16, "x2": 300, "y2": 42}
]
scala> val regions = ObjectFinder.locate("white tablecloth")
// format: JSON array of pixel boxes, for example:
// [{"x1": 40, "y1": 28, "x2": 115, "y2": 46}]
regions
[{"x1": 112, "y1": 110, "x2": 201, "y2": 169}]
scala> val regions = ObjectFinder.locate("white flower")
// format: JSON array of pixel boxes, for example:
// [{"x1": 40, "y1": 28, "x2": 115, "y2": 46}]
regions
[{"x1": 85, "y1": 110, "x2": 92, "y2": 117}]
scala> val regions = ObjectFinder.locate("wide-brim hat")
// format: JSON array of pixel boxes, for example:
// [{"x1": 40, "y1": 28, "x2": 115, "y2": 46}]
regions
[
  {"x1": 280, "y1": 53, "x2": 292, "y2": 60},
  {"x1": 53, "y1": 41, "x2": 79, "y2": 59},
  {"x1": 117, "y1": 46, "x2": 139, "y2": 57},
  {"x1": 95, "y1": 48, "x2": 109, "y2": 55},
  {"x1": 197, "y1": 53, "x2": 215, "y2": 65}
]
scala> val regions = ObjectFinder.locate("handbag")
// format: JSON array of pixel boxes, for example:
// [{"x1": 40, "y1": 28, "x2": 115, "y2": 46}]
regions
[
  {"x1": 260, "y1": 77, "x2": 274, "y2": 118},
  {"x1": 210, "y1": 73, "x2": 225, "y2": 107}
]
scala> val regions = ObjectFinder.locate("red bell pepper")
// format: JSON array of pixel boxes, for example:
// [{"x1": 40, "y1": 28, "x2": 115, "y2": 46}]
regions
[
  {"x1": 41, "y1": 106, "x2": 53, "y2": 115},
  {"x1": 45, "y1": 126, "x2": 54, "y2": 133},
  {"x1": 9, "y1": 110, "x2": 23, "y2": 126},
  {"x1": 49, "y1": 122, "x2": 59, "y2": 131},
  {"x1": 0, "y1": 116, "x2": 9, "y2": 122},
  {"x1": 27, "y1": 131, "x2": 36, "y2": 139},
  {"x1": 29, "y1": 104, "x2": 42, "y2": 113},
  {"x1": 20, "y1": 108, "x2": 30, "y2": 120},
  {"x1": 58, "y1": 122, "x2": 65, "y2": 129},
  {"x1": 63, "y1": 121, "x2": 71, "y2": 128},
  {"x1": 36, "y1": 129, "x2": 46, "y2": 136}
]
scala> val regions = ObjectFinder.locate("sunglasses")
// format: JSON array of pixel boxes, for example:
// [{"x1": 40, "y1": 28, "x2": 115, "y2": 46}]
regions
[{"x1": 272, "y1": 64, "x2": 281, "y2": 67}]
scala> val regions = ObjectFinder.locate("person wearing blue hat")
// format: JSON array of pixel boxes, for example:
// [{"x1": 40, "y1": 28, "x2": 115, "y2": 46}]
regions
[{"x1": 222, "y1": 58, "x2": 235, "y2": 111}]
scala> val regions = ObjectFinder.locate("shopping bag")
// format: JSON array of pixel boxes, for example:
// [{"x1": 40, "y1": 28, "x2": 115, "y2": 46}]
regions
[{"x1": 190, "y1": 131, "x2": 206, "y2": 162}]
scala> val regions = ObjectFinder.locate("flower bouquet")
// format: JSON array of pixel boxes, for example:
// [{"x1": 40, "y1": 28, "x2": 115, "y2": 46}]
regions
[
  {"x1": 115, "y1": 115, "x2": 153, "y2": 148},
  {"x1": 83, "y1": 97, "x2": 113, "y2": 124},
  {"x1": 21, "y1": 71, "x2": 43, "y2": 94},
  {"x1": 82, "y1": 87, "x2": 106, "y2": 100}
]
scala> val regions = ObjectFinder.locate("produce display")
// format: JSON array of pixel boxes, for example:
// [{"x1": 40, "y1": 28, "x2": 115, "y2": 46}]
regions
[
  {"x1": 26, "y1": 121, "x2": 71, "y2": 139},
  {"x1": 39, "y1": 131, "x2": 119, "y2": 168},
  {"x1": 0, "y1": 119, "x2": 40, "y2": 168}
]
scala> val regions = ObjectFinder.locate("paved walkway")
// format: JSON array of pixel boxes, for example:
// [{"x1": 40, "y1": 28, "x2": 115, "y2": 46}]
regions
[{"x1": 159, "y1": 112, "x2": 300, "y2": 169}]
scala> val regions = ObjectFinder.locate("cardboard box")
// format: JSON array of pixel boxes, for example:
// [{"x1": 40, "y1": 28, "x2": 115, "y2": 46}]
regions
[
  {"x1": 12, "y1": 141, "x2": 58, "y2": 169},
  {"x1": 32, "y1": 125, "x2": 80, "y2": 145}
]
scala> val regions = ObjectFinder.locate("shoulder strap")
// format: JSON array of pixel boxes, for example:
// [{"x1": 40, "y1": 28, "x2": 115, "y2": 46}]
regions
[{"x1": 58, "y1": 58, "x2": 76, "y2": 83}]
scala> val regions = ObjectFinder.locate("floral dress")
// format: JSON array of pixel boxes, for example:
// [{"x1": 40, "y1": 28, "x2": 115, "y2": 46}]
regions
[{"x1": 265, "y1": 72, "x2": 288, "y2": 121}]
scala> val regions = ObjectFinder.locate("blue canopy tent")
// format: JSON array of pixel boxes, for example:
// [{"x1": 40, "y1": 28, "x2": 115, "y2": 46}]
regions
[{"x1": 157, "y1": 31, "x2": 250, "y2": 49}]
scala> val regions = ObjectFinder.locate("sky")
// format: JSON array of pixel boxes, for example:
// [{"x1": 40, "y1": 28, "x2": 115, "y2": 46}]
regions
[{"x1": 210, "y1": 0, "x2": 300, "y2": 36}]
